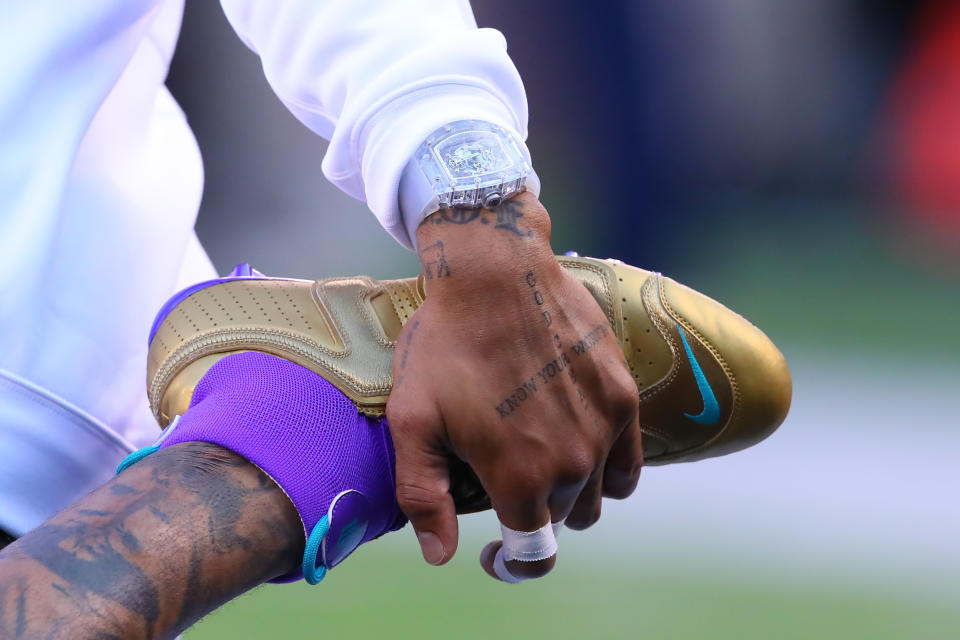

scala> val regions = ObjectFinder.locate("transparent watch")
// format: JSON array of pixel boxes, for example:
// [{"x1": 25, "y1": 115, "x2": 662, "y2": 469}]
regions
[{"x1": 415, "y1": 120, "x2": 532, "y2": 210}]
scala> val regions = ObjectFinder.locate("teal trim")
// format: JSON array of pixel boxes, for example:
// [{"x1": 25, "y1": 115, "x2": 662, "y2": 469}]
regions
[
  {"x1": 302, "y1": 515, "x2": 331, "y2": 585},
  {"x1": 677, "y1": 324, "x2": 721, "y2": 425},
  {"x1": 116, "y1": 445, "x2": 160, "y2": 474}
]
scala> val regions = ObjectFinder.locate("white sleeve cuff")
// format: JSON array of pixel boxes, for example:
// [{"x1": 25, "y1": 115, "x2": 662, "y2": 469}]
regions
[
  {"x1": 398, "y1": 144, "x2": 541, "y2": 251},
  {"x1": 218, "y1": 3, "x2": 534, "y2": 249},
  {"x1": 319, "y1": 28, "x2": 534, "y2": 250},
  {"x1": 339, "y1": 83, "x2": 527, "y2": 250}
]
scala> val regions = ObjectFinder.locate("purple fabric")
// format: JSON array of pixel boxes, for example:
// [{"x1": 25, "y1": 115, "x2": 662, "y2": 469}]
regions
[{"x1": 157, "y1": 351, "x2": 406, "y2": 579}]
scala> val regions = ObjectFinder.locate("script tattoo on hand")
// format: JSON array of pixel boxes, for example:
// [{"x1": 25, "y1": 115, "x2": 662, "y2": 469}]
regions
[
  {"x1": 0, "y1": 443, "x2": 302, "y2": 639},
  {"x1": 493, "y1": 200, "x2": 534, "y2": 238},
  {"x1": 494, "y1": 271, "x2": 611, "y2": 420},
  {"x1": 493, "y1": 326, "x2": 609, "y2": 419},
  {"x1": 525, "y1": 271, "x2": 552, "y2": 327},
  {"x1": 431, "y1": 209, "x2": 483, "y2": 225},
  {"x1": 426, "y1": 198, "x2": 532, "y2": 238},
  {"x1": 396, "y1": 319, "x2": 421, "y2": 388},
  {"x1": 420, "y1": 241, "x2": 451, "y2": 280}
]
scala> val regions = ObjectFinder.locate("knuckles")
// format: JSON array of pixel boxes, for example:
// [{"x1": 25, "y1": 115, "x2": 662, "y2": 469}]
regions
[
  {"x1": 605, "y1": 371, "x2": 641, "y2": 425},
  {"x1": 496, "y1": 463, "x2": 552, "y2": 501},
  {"x1": 553, "y1": 451, "x2": 595, "y2": 486},
  {"x1": 602, "y1": 466, "x2": 641, "y2": 500},
  {"x1": 492, "y1": 448, "x2": 597, "y2": 499},
  {"x1": 385, "y1": 400, "x2": 428, "y2": 436}
]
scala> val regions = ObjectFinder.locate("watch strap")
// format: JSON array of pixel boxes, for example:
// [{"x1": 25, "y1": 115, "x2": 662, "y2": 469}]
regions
[{"x1": 399, "y1": 120, "x2": 540, "y2": 247}]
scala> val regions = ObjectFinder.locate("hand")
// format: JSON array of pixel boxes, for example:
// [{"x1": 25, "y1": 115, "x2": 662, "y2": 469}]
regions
[{"x1": 386, "y1": 192, "x2": 643, "y2": 581}]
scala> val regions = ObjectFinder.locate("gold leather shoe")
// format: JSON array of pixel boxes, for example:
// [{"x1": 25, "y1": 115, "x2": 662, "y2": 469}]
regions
[{"x1": 147, "y1": 258, "x2": 791, "y2": 509}]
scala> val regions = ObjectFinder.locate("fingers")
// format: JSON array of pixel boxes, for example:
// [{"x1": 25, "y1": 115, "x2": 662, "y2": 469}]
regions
[
  {"x1": 478, "y1": 467, "x2": 569, "y2": 583},
  {"x1": 479, "y1": 541, "x2": 504, "y2": 580},
  {"x1": 497, "y1": 499, "x2": 558, "y2": 581},
  {"x1": 388, "y1": 404, "x2": 459, "y2": 566},
  {"x1": 561, "y1": 415, "x2": 638, "y2": 531},
  {"x1": 602, "y1": 413, "x2": 644, "y2": 500},
  {"x1": 479, "y1": 521, "x2": 563, "y2": 583},
  {"x1": 565, "y1": 468, "x2": 603, "y2": 530},
  {"x1": 482, "y1": 404, "x2": 642, "y2": 582},
  {"x1": 479, "y1": 472, "x2": 558, "y2": 580},
  {"x1": 479, "y1": 541, "x2": 558, "y2": 583}
]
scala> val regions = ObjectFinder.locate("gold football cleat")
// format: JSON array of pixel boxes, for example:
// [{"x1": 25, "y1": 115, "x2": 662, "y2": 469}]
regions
[{"x1": 147, "y1": 257, "x2": 791, "y2": 510}]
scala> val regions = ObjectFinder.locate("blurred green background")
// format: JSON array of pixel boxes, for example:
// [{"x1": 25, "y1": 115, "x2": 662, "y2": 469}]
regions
[
  {"x1": 167, "y1": 1, "x2": 960, "y2": 638},
  {"x1": 191, "y1": 530, "x2": 958, "y2": 639}
]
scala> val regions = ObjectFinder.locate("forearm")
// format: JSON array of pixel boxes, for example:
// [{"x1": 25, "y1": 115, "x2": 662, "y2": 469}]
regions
[{"x1": 0, "y1": 442, "x2": 303, "y2": 639}]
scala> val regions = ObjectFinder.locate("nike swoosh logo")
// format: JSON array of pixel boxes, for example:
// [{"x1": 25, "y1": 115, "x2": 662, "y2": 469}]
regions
[{"x1": 677, "y1": 324, "x2": 720, "y2": 425}]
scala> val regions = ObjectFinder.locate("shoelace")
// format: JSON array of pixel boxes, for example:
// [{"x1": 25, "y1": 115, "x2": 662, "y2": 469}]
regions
[{"x1": 302, "y1": 516, "x2": 331, "y2": 584}]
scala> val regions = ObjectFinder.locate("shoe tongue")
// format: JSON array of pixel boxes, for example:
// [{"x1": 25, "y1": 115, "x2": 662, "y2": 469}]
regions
[{"x1": 226, "y1": 263, "x2": 266, "y2": 278}]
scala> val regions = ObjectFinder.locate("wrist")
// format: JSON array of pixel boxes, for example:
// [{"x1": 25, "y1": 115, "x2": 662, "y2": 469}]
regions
[
  {"x1": 400, "y1": 118, "x2": 539, "y2": 250},
  {"x1": 415, "y1": 193, "x2": 557, "y2": 286}
]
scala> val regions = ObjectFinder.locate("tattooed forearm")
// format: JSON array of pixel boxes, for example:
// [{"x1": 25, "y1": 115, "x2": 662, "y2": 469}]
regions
[{"x1": 0, "y1": 442, "x2": 303, "y2": 639}]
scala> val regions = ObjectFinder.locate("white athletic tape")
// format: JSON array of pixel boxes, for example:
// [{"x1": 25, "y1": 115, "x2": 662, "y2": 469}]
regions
[
  {"x1": 493, "y1": 546, "x2": 525, "y2": 583},
  {"x1": 500, "y1": 519, "x2": 564, "y2": 562},
  {"x1": 492, "y1": 520, "x2": 565, "y2": 583}
]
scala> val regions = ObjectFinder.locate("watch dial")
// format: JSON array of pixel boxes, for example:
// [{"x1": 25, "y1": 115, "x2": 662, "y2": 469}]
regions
[{"x1": 434, "y1": 131, "x2": 512, "y2": 180}]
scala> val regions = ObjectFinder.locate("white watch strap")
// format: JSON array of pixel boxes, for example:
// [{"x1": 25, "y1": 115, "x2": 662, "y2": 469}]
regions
[{"x1": 398, "y1": 125, "x2": 541, "y2": 249}]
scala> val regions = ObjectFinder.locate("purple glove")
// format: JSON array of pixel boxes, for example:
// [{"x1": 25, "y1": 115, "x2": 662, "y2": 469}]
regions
[{"x1": 118, "y1": 351, "x2": 406, "y2": 583}]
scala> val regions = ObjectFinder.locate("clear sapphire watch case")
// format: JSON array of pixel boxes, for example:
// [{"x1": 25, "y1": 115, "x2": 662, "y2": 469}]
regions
[{"x1": 415, "y1": 120, "x2": 532, "y2": 209}]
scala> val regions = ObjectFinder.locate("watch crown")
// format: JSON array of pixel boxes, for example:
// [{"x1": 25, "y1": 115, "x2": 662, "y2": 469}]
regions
[{"x1": 482, "y1": 192, "x2": 503, "y2": 209}]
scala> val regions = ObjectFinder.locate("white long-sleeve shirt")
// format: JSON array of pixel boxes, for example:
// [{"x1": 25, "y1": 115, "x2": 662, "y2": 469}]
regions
[{"x1": 0, "y1": 0, "x2": 531, "y2": 535}]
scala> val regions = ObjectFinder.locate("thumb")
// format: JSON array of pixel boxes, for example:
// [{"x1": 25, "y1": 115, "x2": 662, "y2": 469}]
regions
[{"x1": 389, "y1": 409, "x2": 459, "y2": 566}]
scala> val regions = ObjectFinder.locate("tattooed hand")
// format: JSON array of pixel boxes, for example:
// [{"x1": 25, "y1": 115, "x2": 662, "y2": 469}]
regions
[{"x1": 387, "y1": 192, "x2": 642, "y2": 581}]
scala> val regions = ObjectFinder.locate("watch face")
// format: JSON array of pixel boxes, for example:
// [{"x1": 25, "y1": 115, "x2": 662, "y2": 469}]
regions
[
  {"x1": 434, "y1": 131, "x2": 512, "y2": 180},
  {"x1": 417, "y1": 120, "x2": 532, "y2": 209}
]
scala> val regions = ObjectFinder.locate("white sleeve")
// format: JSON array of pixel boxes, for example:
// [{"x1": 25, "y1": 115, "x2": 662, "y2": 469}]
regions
[
  {"x1": 0, "y1": 0, "x2": 163, "y2": 228},
  {"x1": 218, "y1": 0, "x2": 532, "y2": 248}
]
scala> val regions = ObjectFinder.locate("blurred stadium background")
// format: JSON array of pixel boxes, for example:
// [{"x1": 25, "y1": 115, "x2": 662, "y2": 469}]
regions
[{"x1": 165, "y1": 1, "x2": 959, "y2": 638}]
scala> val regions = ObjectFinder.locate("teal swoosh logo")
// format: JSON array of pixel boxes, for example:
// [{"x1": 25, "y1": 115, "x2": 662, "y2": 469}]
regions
[{"x1": 677, "y1": 324, "x2": 720, "y2": 425}]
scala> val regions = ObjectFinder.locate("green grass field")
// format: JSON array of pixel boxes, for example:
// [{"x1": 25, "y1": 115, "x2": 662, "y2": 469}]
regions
[{"x1": 188, "y1": 538, "x2": 958, "y2": 639}]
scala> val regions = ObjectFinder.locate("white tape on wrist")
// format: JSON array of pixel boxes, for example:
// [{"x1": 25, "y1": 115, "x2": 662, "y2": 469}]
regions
[{"x1": 492, "y1": 520, "x2": 565, "y2": 583}]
